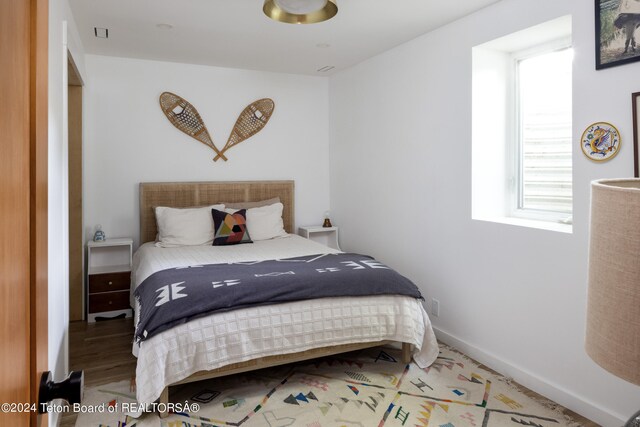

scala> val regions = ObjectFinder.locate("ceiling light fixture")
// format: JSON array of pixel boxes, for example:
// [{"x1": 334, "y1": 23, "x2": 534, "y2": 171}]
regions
[{"x1": 263, "y1": 0, "x2": 337, "y2": 24}]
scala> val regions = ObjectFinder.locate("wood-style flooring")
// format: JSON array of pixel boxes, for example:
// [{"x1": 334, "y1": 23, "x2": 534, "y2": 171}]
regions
[
  {"x1": 60, "y1": 318, "x2": 598, "y2": 427},
  {"x1": 60, "y1": 318, "x2": 136, "y2": 426}
]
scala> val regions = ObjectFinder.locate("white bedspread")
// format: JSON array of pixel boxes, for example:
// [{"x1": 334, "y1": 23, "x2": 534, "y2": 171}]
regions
[{"x1": 132, "y1": 235, "x2": 439, "y2": 404}]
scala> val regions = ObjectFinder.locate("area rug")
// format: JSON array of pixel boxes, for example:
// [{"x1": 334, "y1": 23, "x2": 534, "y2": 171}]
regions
[{"x1": 75, "y1": 344, "x2": 581, "y2": 427}]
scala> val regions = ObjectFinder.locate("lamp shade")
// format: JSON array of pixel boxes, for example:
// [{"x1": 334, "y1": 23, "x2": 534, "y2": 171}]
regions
[{"x1": 586, "y1": 178, "x2": 640, "y2": 385}]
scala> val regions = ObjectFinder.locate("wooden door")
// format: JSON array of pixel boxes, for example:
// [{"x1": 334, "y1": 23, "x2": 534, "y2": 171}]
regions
[{"x1": 0, "y1": 0, "x2": 49, "y2": 425}]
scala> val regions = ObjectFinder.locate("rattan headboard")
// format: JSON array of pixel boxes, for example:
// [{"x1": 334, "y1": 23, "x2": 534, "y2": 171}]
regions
[{"x1": 139, "y1": 181, "x2": 295, "y2": 244}]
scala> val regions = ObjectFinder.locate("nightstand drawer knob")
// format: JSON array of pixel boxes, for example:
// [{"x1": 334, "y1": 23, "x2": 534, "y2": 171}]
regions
[
  {"x1": 108, "y1": 301, "x2": 112, "y2": 305},
  {"x1": 108, "y1": 281, "x2": 113, "y2": 285}
]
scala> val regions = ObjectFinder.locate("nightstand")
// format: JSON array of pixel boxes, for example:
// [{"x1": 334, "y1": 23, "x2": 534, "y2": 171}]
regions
[
  {"x1": 86, "y1": 238, "x2": 133, "y2": 322},
  {"x1": 298, "y1": 226, "x2": 341, "y2": 251}
]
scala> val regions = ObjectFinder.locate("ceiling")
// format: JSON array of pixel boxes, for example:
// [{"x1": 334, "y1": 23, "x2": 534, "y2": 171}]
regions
[{"x1": 69, "y1": 0, "x2": 501, "y2": 76}]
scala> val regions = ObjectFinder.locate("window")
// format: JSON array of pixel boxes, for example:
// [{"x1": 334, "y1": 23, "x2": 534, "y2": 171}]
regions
[
  {"x1": 512, "y1": 46, "x2": 572, "y2": 222},
  {"x1": 472, "y1": 16, "x2": 573, "y2": 232}
]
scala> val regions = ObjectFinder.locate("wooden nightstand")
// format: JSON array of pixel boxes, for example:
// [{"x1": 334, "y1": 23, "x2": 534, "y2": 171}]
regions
[
  {"x1": 298, "y1": 226, "x2": 341, "y2": 251},
  {"x1": 87, "y1": 238, "x2": 133, "y2": 322}
]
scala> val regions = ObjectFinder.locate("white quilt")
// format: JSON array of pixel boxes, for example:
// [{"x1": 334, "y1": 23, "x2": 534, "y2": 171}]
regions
[{"x1": 132, "y1": 235, "x2": 439, "y2": 404}]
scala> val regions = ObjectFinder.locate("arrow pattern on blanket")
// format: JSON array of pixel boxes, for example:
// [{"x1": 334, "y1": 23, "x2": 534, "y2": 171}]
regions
[{"x1": 155, "y1": 282, "x2": 187, "y2": 307}]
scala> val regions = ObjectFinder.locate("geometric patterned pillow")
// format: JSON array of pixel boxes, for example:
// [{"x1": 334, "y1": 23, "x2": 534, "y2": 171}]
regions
[{"x1": 211, "y1": 208, "x2": 253, "y2": 246}]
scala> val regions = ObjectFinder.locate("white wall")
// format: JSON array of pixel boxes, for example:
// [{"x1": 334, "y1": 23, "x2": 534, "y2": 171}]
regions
[
  {"x1": 83, "y1": 55, "x2": 330, "y2": 249},
  {"x1": 48, "y1": 0, "x2": 86, "y2": 425},
  {"x1": 471, "y1": 46, "x2": 510, "y2": 220},
  {"x1": 329, "y1": 0, "x2": 640, "y2": 425}
]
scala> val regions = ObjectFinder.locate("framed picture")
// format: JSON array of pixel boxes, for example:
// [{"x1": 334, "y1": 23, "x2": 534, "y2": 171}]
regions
[
  {"x1": 634, "y1": 92, "x2": 640, "y2": 176},
  {"x1": 595, "y1": 0, "x2": 640, "y2": 70}
]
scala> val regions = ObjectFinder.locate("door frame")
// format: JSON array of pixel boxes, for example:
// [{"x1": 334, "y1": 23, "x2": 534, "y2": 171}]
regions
[{"x1": 68, "y1": 53, "x2": 84, "y2": 322}]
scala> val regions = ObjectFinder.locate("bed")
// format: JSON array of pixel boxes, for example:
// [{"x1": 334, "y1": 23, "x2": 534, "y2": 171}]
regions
[{"x1": 131, "y1": 180, "x2": 439, "y2": 416}]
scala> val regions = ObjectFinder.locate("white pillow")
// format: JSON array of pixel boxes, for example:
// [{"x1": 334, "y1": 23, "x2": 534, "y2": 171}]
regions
[
  {"x1": 155, "y1": 204, "x2": 225, "y2": 247},
  {"x1": 226, "y1": 202, "x2": 287, "y2": 241}
]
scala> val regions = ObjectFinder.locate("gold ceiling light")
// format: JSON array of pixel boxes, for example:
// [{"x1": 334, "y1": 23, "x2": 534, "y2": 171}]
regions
[{"x1": 263, "y1": 0, "x2": 338, "y2": 24}]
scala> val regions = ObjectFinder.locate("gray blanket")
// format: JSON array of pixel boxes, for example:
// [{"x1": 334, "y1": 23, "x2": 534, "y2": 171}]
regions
[{"x1": 134, "y1": 253, "x2": 423, "y2": 343}]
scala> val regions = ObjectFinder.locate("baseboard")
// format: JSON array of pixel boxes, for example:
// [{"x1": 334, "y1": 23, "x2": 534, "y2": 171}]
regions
[{"x1": 433, "y1": 326, "x2": 624, "y2": 427}]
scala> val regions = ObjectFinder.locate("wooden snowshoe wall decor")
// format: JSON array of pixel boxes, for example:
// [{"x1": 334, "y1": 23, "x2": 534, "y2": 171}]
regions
[{"x1": 159, "y1": 91, "x2": 275, "y2": 162}]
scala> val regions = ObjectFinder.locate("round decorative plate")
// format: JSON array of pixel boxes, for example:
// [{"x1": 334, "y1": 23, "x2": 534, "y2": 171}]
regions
[{"x1": 580, "y1": 122, "x2": 621, "y2": 162}]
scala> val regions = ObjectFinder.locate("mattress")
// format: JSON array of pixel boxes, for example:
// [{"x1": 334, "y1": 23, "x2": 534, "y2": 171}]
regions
[{"x1": 132, "y1": 234, "x2": 439, "y2": 404}]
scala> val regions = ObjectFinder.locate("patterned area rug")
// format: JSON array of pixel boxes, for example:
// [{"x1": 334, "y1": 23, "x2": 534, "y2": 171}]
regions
[{"x1": 75, "y1": 344, "x2": 581, "y2": 427}]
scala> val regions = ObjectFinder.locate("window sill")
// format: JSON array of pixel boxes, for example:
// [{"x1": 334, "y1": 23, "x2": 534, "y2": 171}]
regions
[{"x1": 473, "y1": 216, "x2": 572, "y2": 234}]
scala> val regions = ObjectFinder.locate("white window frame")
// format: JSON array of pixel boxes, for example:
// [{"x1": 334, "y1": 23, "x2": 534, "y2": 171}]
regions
[{"x1": 508, "y1": 37, "x2": 573, "y2": 225}]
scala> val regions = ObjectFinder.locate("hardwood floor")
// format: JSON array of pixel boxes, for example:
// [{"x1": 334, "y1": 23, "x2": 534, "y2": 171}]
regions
[
  {"x1": 60, "y1": 318, "x2": 598, "y2": 427},
  {"x1": 60, "y1": 318, "x2": 136, "y2": 426}
]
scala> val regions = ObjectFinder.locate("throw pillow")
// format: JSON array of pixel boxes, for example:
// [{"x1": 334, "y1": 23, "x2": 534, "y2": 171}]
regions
[{"x1": 211, "y1": 208, "x2": 253, "y2": 246}]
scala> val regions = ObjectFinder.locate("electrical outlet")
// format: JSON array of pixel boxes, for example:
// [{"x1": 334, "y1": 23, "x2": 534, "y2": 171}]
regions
[{"x1": 431, "y1": 298, "x2": 440, "y2": 318}]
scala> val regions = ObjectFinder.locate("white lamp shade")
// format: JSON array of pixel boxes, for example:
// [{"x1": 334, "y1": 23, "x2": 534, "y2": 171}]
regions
[{"x1": 586, "y1": 179, "x2": 640, "y2": 385}]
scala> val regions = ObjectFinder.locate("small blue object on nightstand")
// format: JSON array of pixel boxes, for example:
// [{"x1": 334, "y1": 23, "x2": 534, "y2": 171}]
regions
[{"x1": 93, "y1": 224, "x2": 106, "y2": 242}]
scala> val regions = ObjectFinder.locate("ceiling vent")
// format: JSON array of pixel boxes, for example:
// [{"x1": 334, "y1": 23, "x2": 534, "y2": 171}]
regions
[
  {"x1": 94, "y1": 27, "x2": 109, "y2": 38},
  {"x1": 317, "y1": 65, "x2": 335, "y2": 73}
]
